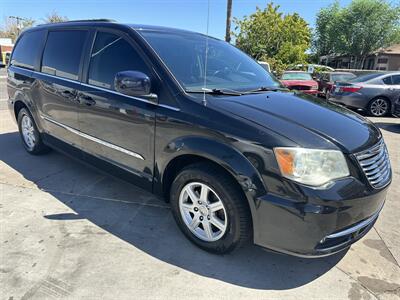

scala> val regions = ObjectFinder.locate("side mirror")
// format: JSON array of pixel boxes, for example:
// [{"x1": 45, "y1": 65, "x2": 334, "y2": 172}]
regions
[{"x1": 114, "y1": 71, "x2": 152, "y2": 97}]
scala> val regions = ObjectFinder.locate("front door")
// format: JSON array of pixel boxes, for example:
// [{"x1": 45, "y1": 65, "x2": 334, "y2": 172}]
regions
[{"x1": 77, "y1": 30, "x2": 156, "y2": 190}]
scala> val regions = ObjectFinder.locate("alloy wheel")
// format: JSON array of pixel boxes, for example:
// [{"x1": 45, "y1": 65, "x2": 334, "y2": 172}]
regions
[
  {"x1": 21, "y1": 115, "x2": 36, "y2": 149},
  {"x1": 179, "y1": 182, "x2": 228, "y2": 242},
  {"x1": 370, "y1": 98, "x2": 388, "y2": 116}
]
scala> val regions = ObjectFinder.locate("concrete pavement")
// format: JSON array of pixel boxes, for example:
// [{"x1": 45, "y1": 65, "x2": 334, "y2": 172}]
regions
[{"x1": 0, "y1": 97, "x2": 399, "y2": 298}]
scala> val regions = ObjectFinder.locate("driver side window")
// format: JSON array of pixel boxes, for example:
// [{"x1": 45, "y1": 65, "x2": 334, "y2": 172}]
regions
[{"x1": 88, "y1": 31, "x2": 150, "y2": 90}]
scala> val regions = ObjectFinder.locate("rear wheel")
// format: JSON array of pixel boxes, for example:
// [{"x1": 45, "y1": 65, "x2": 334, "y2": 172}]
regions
[
  {"x1": 368, "y1": 98, "x2": 389, "y2": 117},
  {"x1": 170, "y1": 163, "x2": 252, "y2": 254},
  {"x1": 17, "y1": 108, "x2": 50, "y2": 155}
]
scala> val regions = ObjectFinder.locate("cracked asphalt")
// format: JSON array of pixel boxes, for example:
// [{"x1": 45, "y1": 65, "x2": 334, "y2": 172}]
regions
[{"x1": 1, "y1": 67, "x2": 399, "y2": 299}]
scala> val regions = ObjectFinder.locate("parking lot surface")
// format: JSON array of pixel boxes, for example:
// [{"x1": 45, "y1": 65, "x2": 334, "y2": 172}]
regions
[{"x1": 1, "y1": 66, "x2": 399, "y2": 299}]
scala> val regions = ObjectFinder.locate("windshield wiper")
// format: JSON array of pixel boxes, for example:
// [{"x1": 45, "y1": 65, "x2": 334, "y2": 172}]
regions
[
  {"x1": 186, "y1": 88, "x2": 243, "y2": 96},
  {"x1": 243, "y1": 86, "x2": 288, "y2": 94}
]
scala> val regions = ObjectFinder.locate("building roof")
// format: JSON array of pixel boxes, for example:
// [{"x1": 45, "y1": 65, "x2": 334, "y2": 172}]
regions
[{"x1": 376, "y1": 44, "x2": 400, "y2": 55}]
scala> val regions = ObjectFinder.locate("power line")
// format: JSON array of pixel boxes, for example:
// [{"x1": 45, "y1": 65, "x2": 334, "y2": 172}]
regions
[{"x1": 8, "y1": 16, "x2": 28, "y2": 36}]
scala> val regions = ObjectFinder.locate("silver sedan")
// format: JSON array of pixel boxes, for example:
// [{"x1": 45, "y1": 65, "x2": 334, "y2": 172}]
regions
[{"x1": 329, "y1": 72, "x2": 400, "y2": 117}]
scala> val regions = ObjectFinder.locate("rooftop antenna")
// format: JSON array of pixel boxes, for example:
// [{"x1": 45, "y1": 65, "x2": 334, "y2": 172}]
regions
[{"x1": 202, "y1": 0, "x2": 210, "y2": 106}]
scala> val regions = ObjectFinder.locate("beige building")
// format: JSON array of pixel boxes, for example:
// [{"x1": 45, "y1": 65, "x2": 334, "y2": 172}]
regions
[{"x1": 320, "y1": 44, "x2": 400, "y2": 71}]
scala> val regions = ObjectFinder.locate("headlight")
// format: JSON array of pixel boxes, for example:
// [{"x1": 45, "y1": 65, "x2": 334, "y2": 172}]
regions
[
  {"x1": 274, "y1": 148, "x2": 349, "y2": 186},
  {"x1": 312, "y1": 85, "x2": 318, "y2": 90}
]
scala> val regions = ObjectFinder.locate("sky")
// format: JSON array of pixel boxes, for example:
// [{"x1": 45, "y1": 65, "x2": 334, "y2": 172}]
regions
[{"x1": 1, "y1": 0, "x2": 353, "y2": 40}]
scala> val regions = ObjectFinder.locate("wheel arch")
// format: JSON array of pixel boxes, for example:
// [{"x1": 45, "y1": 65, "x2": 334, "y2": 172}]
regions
[
  {"x1": 12, "y1": 95, "x2": 43, "y2": 132},
  {"x1": 156, "y1": 136, "x2": 267, "y2": 222},
  {"x1": 13, "y1": 100, "x2": 28, "y2": 120},
  {"x1": 369, "y1": 95, "x2": 391, "y2": 104}
]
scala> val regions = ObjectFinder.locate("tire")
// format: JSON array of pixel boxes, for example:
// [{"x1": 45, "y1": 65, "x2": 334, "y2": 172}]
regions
[
  {"x1": 368, "y1": 98, "x2": 390, "y2": 117},
  {"x1": 17, "y1": 108, "x2": 50, "y2": 155},
  {"x1": 170, "y1": 163, "x2": 252, "y2": 254},
  {"x1": 325, "y1": 88, "x2": 331, "y2": 100}
]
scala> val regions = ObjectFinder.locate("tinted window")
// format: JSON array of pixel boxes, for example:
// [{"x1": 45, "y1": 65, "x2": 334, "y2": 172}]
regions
[
  {"x1": 382, "y1": 76, "x2": 392, "y2": 85},
  {"x1": 331, "y1": 73, "x2": 356, "y2": 82},
  {"x1": 88, "y1": 32, "x2": 150, "y2": 89},
  {"x1": 41, "y1": 30, "x2": 87, "y2": 80},
  {"x1": 11, "y1": 30, "x2": 46, "y2": 70},
  {"x1": 391, "y1": 75, "x2": 400, "y2": 85}
]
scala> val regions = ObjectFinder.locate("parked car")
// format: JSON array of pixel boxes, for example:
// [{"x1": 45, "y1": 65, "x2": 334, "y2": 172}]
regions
[
  {"x1": 329, "y1": 72, "x2": 400, "y2": 117},
  {"x1": 280, "y1": 71, "x2": 319, "y2": 95},
  {"x1": 318, "y1": 72, "x2": 356, "y2": 99},
  {"x1": 8, "y1": 20, "x2": 391, "y2": 257}
]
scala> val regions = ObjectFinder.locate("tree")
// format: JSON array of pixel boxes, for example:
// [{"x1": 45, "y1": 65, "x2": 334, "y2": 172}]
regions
[
  {"x1": 43, "y1": 11, "x2": 68, "y2": 23},
  {"x1": 225, "y1": 0, "x2": 233, "y2": 42},
  {"x1": 233, "y1": 2, "x2": 311, "y2": 74},
  {"x1": 313, "y1": 0, "x2": 400, "y2": 68},
  {"x1": 0, "y1": 17, "x2": 35, "y2": 42},
  {"x1": 312, "y1": 2, "x2": 341, "y2": 58}
]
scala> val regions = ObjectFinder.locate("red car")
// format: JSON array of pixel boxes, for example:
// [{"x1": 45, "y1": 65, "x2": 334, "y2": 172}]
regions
[
  {"x1": 280, "y1": 71, "x2": 319, "y2": 95},
  {"x1": 317, "y1": 72, "x2": 356, "y2": 99}
]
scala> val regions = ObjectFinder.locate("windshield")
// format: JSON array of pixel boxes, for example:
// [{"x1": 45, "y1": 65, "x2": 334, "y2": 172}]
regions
[
  {"x1": 331, "y1": 73, "x2": 356, "y2": 82},
  {"x1": 139, "y1": 30, "x2": 281, "y2": 92},
  {"x1": 349, "y1": 73, "x2": 382, "y2": 83},
  {"x1": 281, "y1": 72, "x2": 312, "y2": 80}
]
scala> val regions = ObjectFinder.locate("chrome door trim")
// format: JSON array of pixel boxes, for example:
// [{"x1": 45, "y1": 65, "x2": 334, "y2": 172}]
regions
[
  {"x1": 32, "y1": 69, "x2": 80, "y2": 85},
  {"x1": 40, "y1": 114, "x2": 145, "y2": 160},
  {"x1": 79, "y1": 82, "x2": 158, "y2": 105}
]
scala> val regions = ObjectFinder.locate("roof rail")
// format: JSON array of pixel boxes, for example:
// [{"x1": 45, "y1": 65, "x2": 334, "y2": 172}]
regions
[
  {"x1": 38, "y1": 19, "x2": 115, "y2": 26},
  {"x1": 64, "y1": 19, "x2": 115, "y2": 23}
]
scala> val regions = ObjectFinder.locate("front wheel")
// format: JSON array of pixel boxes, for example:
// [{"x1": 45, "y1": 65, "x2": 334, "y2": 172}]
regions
[
  {"x1": 368, "y1": 98, "x2": 390, "y2": 117},
  {"x1": 325, "y1": 88, "x2": 331, "y2": 100},
  {"x1": 170, "y1": 163, "x2": 252, "y2": 254}
]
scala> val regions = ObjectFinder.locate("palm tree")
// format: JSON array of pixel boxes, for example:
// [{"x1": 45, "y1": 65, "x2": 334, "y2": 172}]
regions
[{"x1": 225, "y1": 0, "x2": 232, "y2": 42}]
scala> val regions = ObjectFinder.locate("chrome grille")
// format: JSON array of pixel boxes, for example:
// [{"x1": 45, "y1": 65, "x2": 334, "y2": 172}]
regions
[{"x1": 355, "y1": 139, "x2": 391, "y2": 189}]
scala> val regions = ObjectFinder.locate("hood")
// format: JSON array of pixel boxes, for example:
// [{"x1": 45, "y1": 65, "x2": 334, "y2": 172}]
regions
[
  {"x1": 209, "y1": 92, "x2": 381, "y2": 153},
  {"x1": 281, "y1": 80, "x2": 317, "y2": 87}
]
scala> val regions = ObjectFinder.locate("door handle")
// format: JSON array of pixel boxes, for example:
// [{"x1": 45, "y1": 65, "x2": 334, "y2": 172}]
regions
[
  {"x1": 61, "y1": 90, "x2": 75, "y2": 99},
  {"x1": 78, "y1": 94, "x2": 96, "y2": 106}
]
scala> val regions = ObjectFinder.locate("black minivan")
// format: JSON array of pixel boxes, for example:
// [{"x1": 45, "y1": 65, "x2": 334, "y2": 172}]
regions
[{"x1": 7, "y1": 20, "x2": 391, "y2": 257}]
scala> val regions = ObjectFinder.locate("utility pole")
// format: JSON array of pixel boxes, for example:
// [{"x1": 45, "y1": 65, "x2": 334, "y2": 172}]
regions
[
  {"x1": 225, "y1": 0, "x2": 232, "y2": 43},
  {"x1": 9, "y1": 16, "x2": 27, "y2": 36}
]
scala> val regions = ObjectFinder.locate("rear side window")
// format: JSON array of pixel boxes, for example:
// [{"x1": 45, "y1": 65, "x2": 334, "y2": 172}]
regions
[
  {"x1": 41, "y1": 30, "x2": 88, "y2": 80},
  {"x1": 11, "y1": 30, "x2": 46, "y2": 70},
  {"x1": 391, "y1": 75, "x2": 400, "y2": 85},
  {"x1": 382, "y1": 76, "x2": 392, "y2": 85},
  {"x1": 88, "y1": 31, "x2": 150, "y2": 90}
]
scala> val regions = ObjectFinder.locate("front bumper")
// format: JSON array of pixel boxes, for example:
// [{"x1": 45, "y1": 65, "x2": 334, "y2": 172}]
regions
[
  {"x1": 252, "y1": 177, "x2": 389, "y2": 257},
  {"x1": 302, "y1": 89, "x2": 319, "y2": 95}
]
